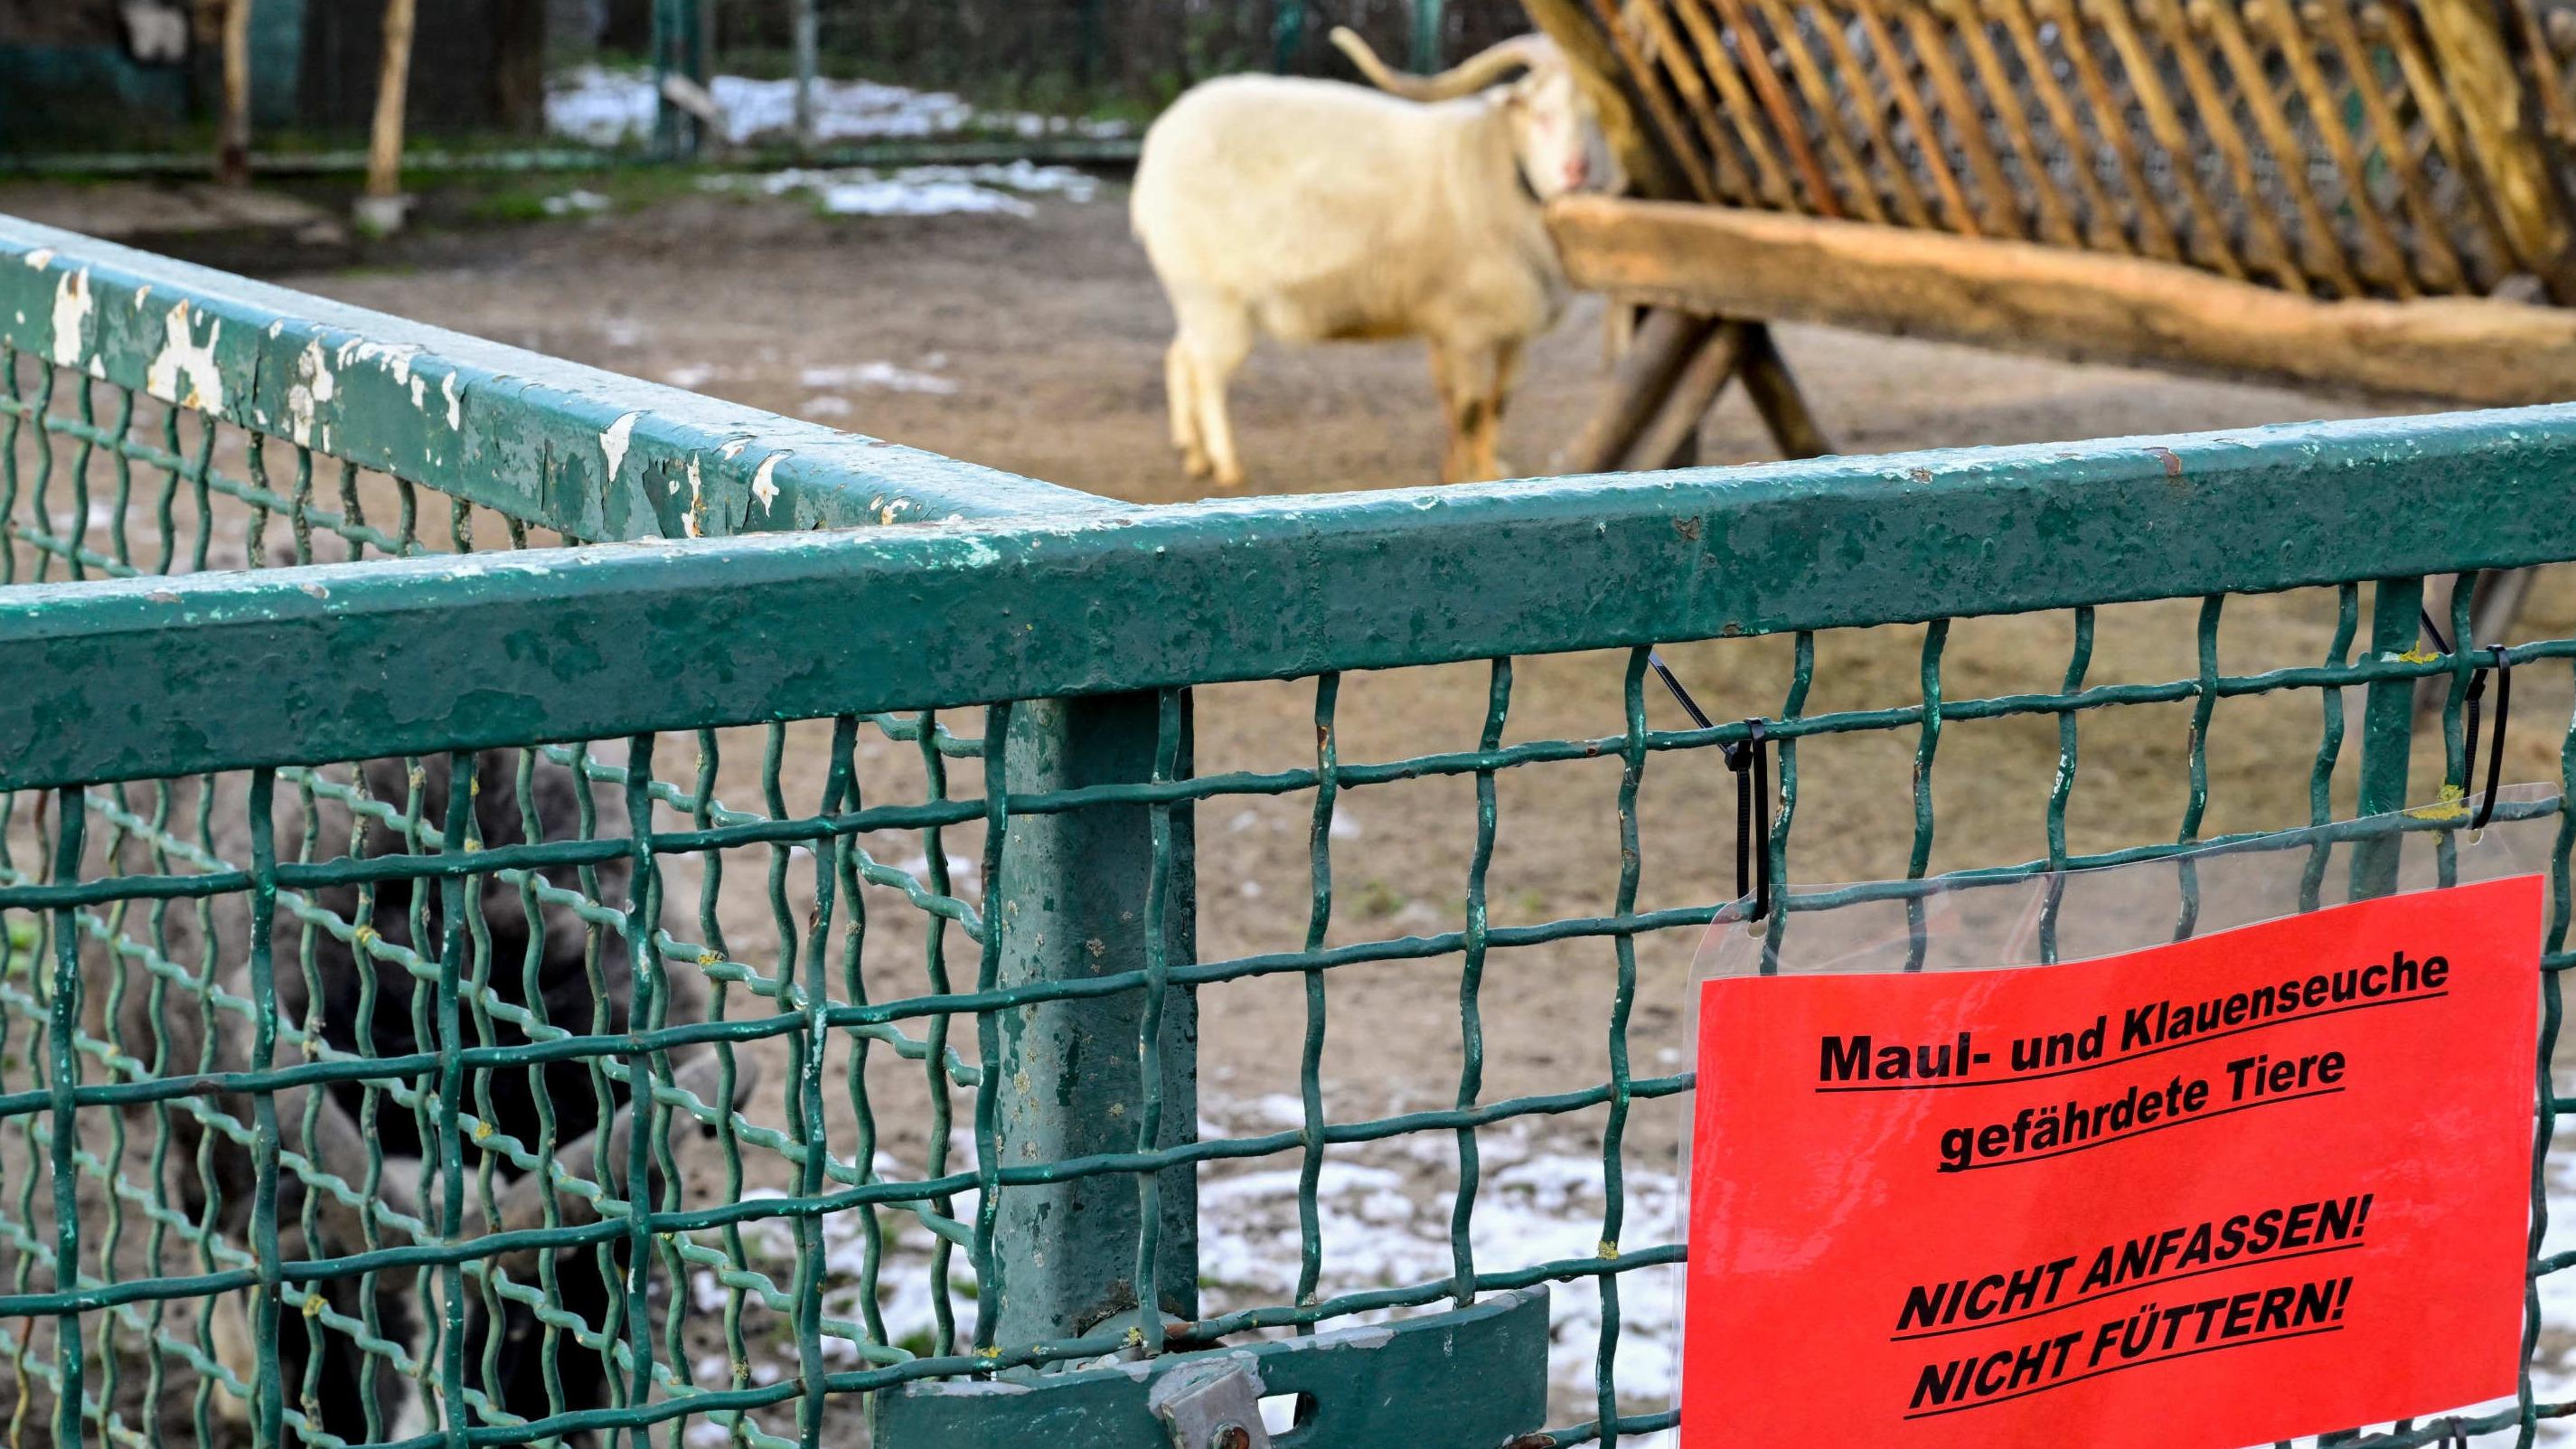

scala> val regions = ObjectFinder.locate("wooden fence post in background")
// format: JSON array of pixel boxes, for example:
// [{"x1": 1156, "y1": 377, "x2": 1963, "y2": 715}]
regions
[
  {"x1": 358, "y1": 0, "x2": 418, "y2": 236},
  {"x1": 215, "y1": 0, "x2": 251, "y2": 187},
  {"x1": 793, "y1": 0, "x2": 818, "y2": 154}
]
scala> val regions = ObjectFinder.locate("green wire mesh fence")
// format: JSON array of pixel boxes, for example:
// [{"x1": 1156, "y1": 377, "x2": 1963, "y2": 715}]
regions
[{"x1": 6, "y1": 211, "x2": 2576, "y2": 1449}]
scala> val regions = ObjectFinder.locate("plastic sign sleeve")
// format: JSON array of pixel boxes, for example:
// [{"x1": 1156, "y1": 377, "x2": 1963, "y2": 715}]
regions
[{"x1": 1682, "y1": 876, "x2": 2543, "y2": 1449}]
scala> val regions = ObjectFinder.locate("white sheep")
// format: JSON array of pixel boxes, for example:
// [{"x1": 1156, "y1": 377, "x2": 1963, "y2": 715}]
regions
[{"x1": 1131, "y1": 27, "x2": 1603, "y2": 488}]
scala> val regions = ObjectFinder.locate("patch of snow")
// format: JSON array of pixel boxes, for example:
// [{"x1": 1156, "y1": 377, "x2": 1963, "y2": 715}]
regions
[
  {"x1": 798, "y1": 395, "x2": 853, "y2": 418},
  {"x1": 698, "y1": 162, "x2": 1096, "y2": 219},
  {"x1": 893, "y1": 851, "x2": 983, "y2": 897},
  {"x1": 1192, "y1": 1123, "x2": 1682, "y2": 1423},
  {"x1": 664, "y1": 362, "x2": 719, "y2": 390},
  {"x1": 542, "y1": 188, "x2": 613, "y2": 217},
  {"x1": 799, "y1": 361, "x2": 957, "y2": 394},
  {"x1": 546, "y1": 64, "x2": 1130, "y2": 147}
]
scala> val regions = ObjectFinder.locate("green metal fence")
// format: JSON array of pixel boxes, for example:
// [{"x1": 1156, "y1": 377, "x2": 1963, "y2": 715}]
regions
[{"x1": 4, "y1": 208, "x2": 2576, "y2": 1449}]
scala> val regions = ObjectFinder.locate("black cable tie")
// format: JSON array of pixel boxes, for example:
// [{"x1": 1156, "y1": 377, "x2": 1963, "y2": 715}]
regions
[
  {"x1": 2417, "y1": 603, "x2": 2454, "y2": 656},
  {"x1": 1647, "y1": 650, "x2": 1772, "y2": 922},
  {"x1": 2473, "y1": 648, "x2": 2513, "y2": 832},
  {"x1": 1647, "y1": 650, "x2": 1713, "y2": 730},
  {"x1": 2419, "y1": 607, "x2": 2515, "y2": 833}
]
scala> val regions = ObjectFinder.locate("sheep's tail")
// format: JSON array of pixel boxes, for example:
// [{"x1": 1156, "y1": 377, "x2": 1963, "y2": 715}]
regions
[{"x1": 1329, "y1": 25, "x2": 1556, "y2": 101}]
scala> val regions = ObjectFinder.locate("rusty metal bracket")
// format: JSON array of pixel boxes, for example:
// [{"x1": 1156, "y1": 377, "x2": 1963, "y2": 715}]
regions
[
  {"x1": 1148, "y1": 1358, "x2": 1272, "y2": 1449},
  {"x1": 870, "y1": 1287, "x2": 1552, "y2": 1449}
]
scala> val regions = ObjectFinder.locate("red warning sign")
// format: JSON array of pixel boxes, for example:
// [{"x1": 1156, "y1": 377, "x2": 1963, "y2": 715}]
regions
[{"x1": 1683, "y1": 876, "x2": 2543, "y2": 1449}]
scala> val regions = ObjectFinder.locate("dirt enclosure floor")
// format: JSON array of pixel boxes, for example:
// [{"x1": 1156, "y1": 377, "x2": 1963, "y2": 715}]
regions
[{"x1": 13, "y1": 178, "x2": 2576, "y2": 1443}]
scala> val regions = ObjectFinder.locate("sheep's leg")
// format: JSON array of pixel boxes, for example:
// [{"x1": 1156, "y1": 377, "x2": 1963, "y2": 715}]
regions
[
  {"x1": 1163, "y1": 338, "x2": 1209, "y2": 479},
  {"x1": 1432, "y1": 341, "x2": 1509, "y2": 484},
  {"x1": 1177, "y1": 304, "x2": 1252, "y2": 491},
  {"x1": 1426, "y1": 341, "x2": 1467, "y2": 483},
  {"x1": 1484, "y1": 340, "x2": 1524, "y2": 480}
]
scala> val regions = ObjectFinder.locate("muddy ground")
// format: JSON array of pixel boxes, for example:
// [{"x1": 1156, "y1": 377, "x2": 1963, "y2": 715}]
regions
[{"x1": 8, "y1": 176, "x2": 2573, "y2": 1442}]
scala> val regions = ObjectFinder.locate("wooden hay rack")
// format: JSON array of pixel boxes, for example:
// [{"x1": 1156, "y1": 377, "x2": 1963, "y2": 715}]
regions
[{"x1": 1527, "y1": 0, "x2": 2576, "y2": 640}]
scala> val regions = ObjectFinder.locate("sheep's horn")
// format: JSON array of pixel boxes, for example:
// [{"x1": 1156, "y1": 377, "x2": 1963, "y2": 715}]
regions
[{"x1": 1330, "y1": 26, "x2": 1557, "y2": 101}]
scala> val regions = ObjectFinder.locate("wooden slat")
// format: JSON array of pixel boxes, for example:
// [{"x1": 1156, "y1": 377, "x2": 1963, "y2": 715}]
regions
[
  {"x1": 1896, "y1": 2, "x2": 2030, "y2": 236},
  {"x1": 2132, "y1": 0, "x2": 2318, "y2": 287},
  {"x1": 2374, "y1": 0, "x2": 2520, "y2": 278},
  {"x1": 1748, "y1": 0, "x2": 1896, "y2": 221},
  {"x1": 2195, "y1": 0, "x2": 2375, "y2": 294},
  {"x1": 1666, "y1": 0, "x2": 1802, "y2": 205},
  {"x1": 2092, "y1": 0, "x2": 2256, "y2": 282},
  {"x1": 1848, "y1": 0, "x2": 1986, "y2": 232},
  {"x1": 2256, "y1": 0, "x2": 2421, "y2": 293},
  {"x1": 2418, "y1": 0, "x2": 2576, "y2": 294},
  {"x1": 1628, "y1": 0, "x2": 1761, "y2": 200},
  {"x1": 1990, "y1": 0, "x2": 2136, "y2": 251},
  {"x1": 1940, "y1": 0, "x2": 2087, "y2": 245},
  {"x1": 1803, "y1": 0, "x2": 1941, "y2": 227},
  {"x1": 1707, "y1": 0, "x2": 1849, "y2": 212},
  {"x1": 2315, "y1": 0, "x2": 2467, "y2": 288}
]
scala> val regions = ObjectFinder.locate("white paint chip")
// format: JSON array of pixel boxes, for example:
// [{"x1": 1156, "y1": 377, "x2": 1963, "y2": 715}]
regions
[
  {"x1": 751, "y1": 453, "x2": 784, "y2": 512},
  {"x1": 441, "y1": 372, "x2": 464, "y2": 428},
  {"x1": 600, "y1": 411, "x2": 642, "y2": 481},
  {"x1": 285, "y1": 339, "x2": 336, "y2": 447},
  {"x1": 144, "y1": 300, "x2": 224, "y2": 411},
  {"x1": 49, "y1": 268, "x2": 92, "y2": 368},
  {"x1": 22, "y1": 249, "x2": 53, "y2": 269}
]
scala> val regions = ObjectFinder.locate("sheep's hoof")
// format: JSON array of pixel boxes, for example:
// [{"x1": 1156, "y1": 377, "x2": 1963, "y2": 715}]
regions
[
  {"x1": 1180, "y1": 447, "x2": 1214, "y2": 480},
  {"x1": 1212, "y1": 470, "x2": 1248, "y2": 493}
]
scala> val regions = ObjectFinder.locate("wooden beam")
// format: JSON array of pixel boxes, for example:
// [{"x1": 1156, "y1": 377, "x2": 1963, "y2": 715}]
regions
[
  {"x1": 1738, "y1": 324, "x2": 1834, "y2": 457},
  {"x1": 1620, "y1": 321, "x2": 1747, "y2": 470},
  {"x1": 1550, "y1": 194, "x2": 2576, "y2": 406},
  {"x1": 1557, "y1": 307, "x2": 1716, "y2": 474}
]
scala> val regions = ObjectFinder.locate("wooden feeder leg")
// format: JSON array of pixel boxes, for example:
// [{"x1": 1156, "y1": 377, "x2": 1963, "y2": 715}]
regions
[
  {"x1": 359, "y1": 0, "x2": 419, "y2": 234},
  {"x1": 1739, "y1": 324, "x2": 1836, "y2": 457},
  {"x1": 1558, "y1": 307, "x2": 1717, "y2": 474},
  {"x1": 215, "y1": 0, "x2": 252, "y2": 187},
  {"x1": 1621, "y1": 322, "x2": 1750, "y2": 471}
]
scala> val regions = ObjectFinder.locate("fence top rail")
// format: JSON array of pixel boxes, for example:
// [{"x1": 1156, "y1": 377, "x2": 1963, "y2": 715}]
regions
[
  {"x1": 0, "y1": 215, "x2": 1105, "y2": 535},
  {"x1": 4, "y1": 401, "x2": 2573, "y2": 789}
]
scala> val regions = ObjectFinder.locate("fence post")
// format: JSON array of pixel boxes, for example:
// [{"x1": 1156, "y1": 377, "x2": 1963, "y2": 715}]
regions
[
  {"x1": 2351, "y1": 576, "x2": 2426, "y2": 899},
  {"x1": 1412, "y1": 0, "x2": 1445, "y2": 71},
  {"x1": 991, "y1": 692, "x2": 1199, "y2": 1345},
  {"x1": 1077, "y1": 0, "x2": 1105, "y2": 89},
  {"x1": 793, "y1": 0, "x2": 818, "y2": 154},
  {"x1": 215, "y1": 0, "x2": 252, "y2": 186},
  {"x1": 358, "y1": 0, "x2": 417, "y2": 235},
  {"x1": 1274, "y1": 0, "x2": 1306, "y2": 71},
  {"x1": 652, "y1": 0, "x2": 676, "y2": 157}
]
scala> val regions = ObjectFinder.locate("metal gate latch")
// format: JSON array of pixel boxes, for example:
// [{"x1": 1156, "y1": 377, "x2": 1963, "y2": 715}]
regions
[{"x1": 1147, "y1": 1357, "x2": 1272, "y2": 1449}]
